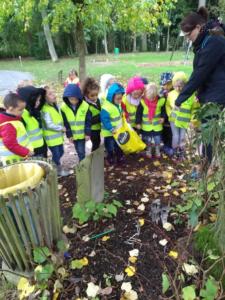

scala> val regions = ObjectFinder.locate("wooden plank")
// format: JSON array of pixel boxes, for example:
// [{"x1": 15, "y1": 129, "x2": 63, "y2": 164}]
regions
[
  {"x1": 0, "y1": 197, "x2": 30, "y2": 270},
  {"x1": 0, "y1": 198, "x2": 24, "y2": 270},
  {"x1": 76, "y1": 155, "x2": 91, "y2": 205},
  {"x1": 17, "y1": 192, "x2": 37, "y2": 249},
  {"x1": 51, "y1": 168, "x2": 62, "y2": 240},
  {"x1": 90, "y1": 146, "x2": 104, "y2": 203},
  {"x1": 38, "y1": 183, "x2": 51, "y2": 248},
  {"x1": 8, "y1": 194, "x2": 32, "y2": 258},
  {"x1": 27, "y1": 188, "x2": 44, "y2": 246}
]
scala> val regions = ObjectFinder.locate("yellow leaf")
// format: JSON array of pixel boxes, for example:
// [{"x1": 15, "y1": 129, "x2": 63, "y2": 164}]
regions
[
  {"x1": 193, "y1": 222, "x2": 202, "y2": 232},
  {"x1": 125, "y1": 266, "x2": 136, "y2": 277},
  {"x1": 209, "y1": 213, "x2": 217, "y2": 222},
  {"x1": 163, "y1": 171, "x2": 173, "y2": 179},
  {"x1": 173, "y1": 191, "x2": 179, "y2": 196},
  {"x1": 80, "y1": 257, "x2": 89, "y2": 266},
  {"x1": 139, "y1": 169, "x2": 145, "y2": 175},
  {"x1": 138, "y1": 218, "x2": 145, "y2": 226},
  {"x1": 17, "y1": 277, "x2": 35, "y2": 300},
  {"x1": 164, "y1": 192, "x2": 170, "y2": 197},
  {"x1": 102, "y1": 235, "x2": 110, "y2": 242},
  {"x1": 138, "y1": 158, "x2": 144, "y2": 162},
  {"x1": 63, "y1": 225, "x2": 76, "y2": 234},
  {"x1": 180, "y1": 187, "x2": 187, "y2": 193},
  {"x1": 153, "y1": 161, "x2": 161, "y2": 167},
  {"x1": 17, "y1": 278, "x2": 29, "y2": 291},
  {"x1": 166, "y1": 180, "x2": 171, "y2": 184},
  {"x1": 169, "y1": 251, "x2": 178, "y2": 259},
  {"x1": 129, "y1": 256, "x2": 137, "y2": 263}
]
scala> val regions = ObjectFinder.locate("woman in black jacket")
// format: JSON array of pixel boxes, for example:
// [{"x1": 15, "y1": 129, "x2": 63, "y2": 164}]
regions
[{"x1": 175, "y1": 7, "x2": 225, "y2": 166}]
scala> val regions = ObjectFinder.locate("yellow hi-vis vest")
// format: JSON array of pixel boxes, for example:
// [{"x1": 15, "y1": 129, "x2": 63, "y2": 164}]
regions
[
  {"x1": 174, "y1": 96, "x2": 195, "y2": 129},
  {"x1": 41, "y1": 104, "x2": 64, "y2": 147},
  {"x1": 0, "y1": 120, "x2": 32, "y2": 164},
  {"x1": 22, "y1": 109, "x2": 44, "y2": 149},
  {"x1": 101, "y1": 100, "x2": 122, "y2": 137},
  {"x1": 166, "y1": 90, "x2": 178, "y2": 122},
  {"x1": 141, "y1": 98, "x2": 165, "y2": 132},
  {"x1": 88, "y1": 103, "x2": 101, "y2": 131},
  {"x1": 60, "y1": 101, "x2": 89, "y2": 140},
  {"x1": 122, "y1": 95, "x2": 139, "y2": 127}
]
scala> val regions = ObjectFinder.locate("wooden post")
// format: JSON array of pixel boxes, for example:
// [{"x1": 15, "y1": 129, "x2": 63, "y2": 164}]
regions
[{"x1": 75, "y1": 145, "x2": 104, "y2": 205}]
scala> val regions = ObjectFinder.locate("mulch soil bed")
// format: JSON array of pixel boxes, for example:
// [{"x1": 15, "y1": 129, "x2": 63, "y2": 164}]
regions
[{"x1": 58, "y1": 153, "x2": 192, "y2": 300}]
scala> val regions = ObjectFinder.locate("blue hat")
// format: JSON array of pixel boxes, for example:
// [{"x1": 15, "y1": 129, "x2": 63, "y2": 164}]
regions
[
  {"x1": 160, "y1": 72, "x2": 173, "y2": 85},
  {"x1": 63, "y1": 84, "x2": 83, "y2": 101},
  {"x1": 106, "y1": 83, "x2": 125, "y2": 103}
]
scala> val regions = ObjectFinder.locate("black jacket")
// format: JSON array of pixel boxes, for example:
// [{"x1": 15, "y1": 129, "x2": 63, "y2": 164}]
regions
[{"x1": 175, "y1": 29, "x2": 225, "y2": 106}]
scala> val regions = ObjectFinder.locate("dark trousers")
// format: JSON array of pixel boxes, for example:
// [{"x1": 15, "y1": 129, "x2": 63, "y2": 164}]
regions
[
  {"x1": 91, "y1": 130, "x2": 101, "y2": 152},
  {"x1": 104, "y1": 136, "x2": 123, "y2": 163},
  {"x1": 162, "y1": 123, "x2": 172, "y2": 148},
  {"x1": 49, "y1": 144, "x2": 64, "y2": 166},
  {"x1": 74, "y1": 139, "x2": 85, "y2": 162},
  {"x1": 34, "y1": 142, "x2": 48, "y2": 158}
]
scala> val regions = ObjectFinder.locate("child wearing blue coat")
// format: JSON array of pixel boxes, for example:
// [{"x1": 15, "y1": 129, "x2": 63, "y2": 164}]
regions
[{"x1": 101, "y1": 83, "x2": 125, "y2": 165}]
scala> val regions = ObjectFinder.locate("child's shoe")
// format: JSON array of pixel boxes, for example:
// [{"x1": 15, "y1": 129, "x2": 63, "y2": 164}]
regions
[
  {"x1": 57, "y1": 166, "x2": 70, "y2": 177},
  {"x1": 155, "y1": 145, "x2": 161, "y2": 159},
  {"x1": 146, "y1": 145, "x2": 152, "y2": 158},
  {"x1": 162, "y1": 145, "x2": 174, "y2": 157}
]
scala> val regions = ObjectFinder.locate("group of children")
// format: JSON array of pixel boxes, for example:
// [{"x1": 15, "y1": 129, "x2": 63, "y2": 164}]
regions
[{"x1": 0, "y1": 69, "x2": 199, "y2": 175}]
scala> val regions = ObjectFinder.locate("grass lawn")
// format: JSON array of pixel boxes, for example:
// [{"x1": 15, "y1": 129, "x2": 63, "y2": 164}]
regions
[{"x1": 0, "y1": 51, "x2": 193, "y2": 84}]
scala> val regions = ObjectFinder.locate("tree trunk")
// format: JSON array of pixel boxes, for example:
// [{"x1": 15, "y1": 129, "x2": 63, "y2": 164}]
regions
[
  {"x1": 166, "y1": 26, "x2": 170, "y2": 52},
  {"x1": 141, "y1": 33, "x2": 147, "y2": 52},
  {"x1": 133, "y1": 33, "x2": 137, "y2": 52},
  {"x1": 41, "y1": 10, "x2": 58, "y2": 62},
  {"x1": 95, "y1": 38, "x2": 98, "y2": 54},
  {"x1": 76, "y1": 17, "x2": 86, "y2": 81},
  {"x1": 103, "y1": 27, "x2": 108, "y2": 55},
  {"x1": 198, "y1": 0, "x2": 206, "y2": 7}
]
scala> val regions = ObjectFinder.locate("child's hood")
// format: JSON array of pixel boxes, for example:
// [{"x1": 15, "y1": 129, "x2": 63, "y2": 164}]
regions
[
  {"x1": 126, "y1": 76, "x2": 144, "y2": 95},
  {"x1": 106, "y1": 83, "x2": 125, "y2": 104},
  {"x1": 0, "y1": 112, "x2": 21, "y2": 125},
  {"x1": 100, "y1": 74, "x2": 115, "y2": 93},
  {"x1": 63, "y1": 84, "x2": 83, "y2": 106},
  {"x1": 172, "y1": 72, "x2": 188, "y2": 85},
  {"x1": 17, "y1": 86, "x2": 46, "y2": 112}
]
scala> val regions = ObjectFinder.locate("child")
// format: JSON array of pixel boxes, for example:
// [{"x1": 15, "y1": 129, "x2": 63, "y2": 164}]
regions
[
  {"x1": 64, "y1": 69, "x2": 80, "y2": 87},
  {"x1": 122, "y1": 76, "x2": 145, "y2": 129},
  {"x1": 167, "y1": 71, "x2": 194, "y2": 160},
  {"x1": 101, "y1": 82, "x2": 125, "y2": 165},
  {"x1": 82, "y1": 77, "x2": 101, "y2": 152},
  {"x1": 0, "y1": 92, "x2": 33, "y2": 164},
  {"x1": 18, "y1": 86, "x2": 47, "y2": 158},
  {"x1": 61, "y1": 84, "x2": 91, "y2": 162},
  {"x1": 41, "y1": 86, "x2": 69, "y2": 176},
  {"x1": 159, "y1": 72, "x2": 174, "y2": 156},
  {"x1": 136, "y1": 83, "x2": 165, "y2": 158},
  {"x1": 99, "y1": 74, "x2": 115, "y2": 104}
]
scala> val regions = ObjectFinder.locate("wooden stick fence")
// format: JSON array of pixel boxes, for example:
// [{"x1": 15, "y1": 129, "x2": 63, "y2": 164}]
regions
[{"x1": 0, "y1": 159, "x2": 62, "y2": 272}]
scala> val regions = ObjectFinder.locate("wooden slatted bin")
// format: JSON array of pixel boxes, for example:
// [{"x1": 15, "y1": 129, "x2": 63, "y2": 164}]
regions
[{"x1": 0, "y1": 160, "x2": 62, "y2": 273}]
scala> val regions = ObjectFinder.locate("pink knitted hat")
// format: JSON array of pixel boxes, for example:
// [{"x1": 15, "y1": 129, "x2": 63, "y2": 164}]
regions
[{"x1": 126, "y1": 76, "x2": 145, "y2": 94}]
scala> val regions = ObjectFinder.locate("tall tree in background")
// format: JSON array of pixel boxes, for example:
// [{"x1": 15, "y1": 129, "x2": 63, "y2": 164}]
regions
[{"x1": 0, "y1": 0, "x2": 58, "y2": 62}]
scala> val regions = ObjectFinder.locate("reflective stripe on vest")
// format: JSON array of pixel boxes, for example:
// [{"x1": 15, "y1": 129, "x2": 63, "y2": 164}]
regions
[
  {"x1": 60, "y1": 101, "x2": 89, "y2": 140},
  {"x1": 89, "y1": 103, "x2": 101, "y2": 131},
  {"x1": 41, "y1": 104, "x2": 64, "y2": 147},
  {"x1": 122, "y1": 95, "x2": 138, "y2": 127},
  {"x1": 0, "y1": 120, "x2": 32, "y2": 163},
  {"x1": 101, "y1": 101, "x2": 122, "y2": 137},
  {"x1": 174, "y1": 99, "x2": 193, "y2": 129},
  {"x1": 141, "y1": 99, "x2": 165, "y2": 132},
  {"x1": 22, "y1": 109, "x2": 44, "y2": 149}
]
